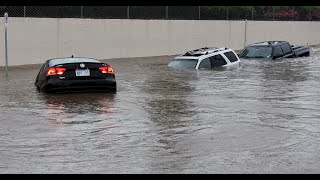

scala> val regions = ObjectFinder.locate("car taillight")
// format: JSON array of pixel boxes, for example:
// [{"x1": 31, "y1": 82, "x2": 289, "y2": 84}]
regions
[
  {"x1": 56, "y1": 67, "x2": 67, "y2": 75},
  {"x1": 46, "y1": 67, "x2": 66, "y2": 76},
  {"x1": 99, "y1": 66, "x2": 114, "y2": 74}
]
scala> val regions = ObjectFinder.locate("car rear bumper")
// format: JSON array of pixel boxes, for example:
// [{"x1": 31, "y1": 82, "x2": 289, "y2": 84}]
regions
[{"x1": 41, "y1": 78, "x2": 116, "y2": 93}]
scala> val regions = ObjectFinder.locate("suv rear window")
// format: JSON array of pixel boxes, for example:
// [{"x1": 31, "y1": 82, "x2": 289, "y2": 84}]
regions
[{"x1": 223, "y1": 51, "x2": 238, "y2": 62}]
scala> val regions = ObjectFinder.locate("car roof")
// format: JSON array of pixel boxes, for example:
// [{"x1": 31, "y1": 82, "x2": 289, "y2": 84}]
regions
[
  {"x1": 48, "y1": 57, "x2": 101, "y2": 67},
  {"x1": 175, "y1": 47, "x2": 233, "y2": 59},
  {"x1": 247, "y1": 41, "x2": 288, "y2": 47},
  {"x1": 173, "y1": 56, "x2": 199, "y2": 60}
]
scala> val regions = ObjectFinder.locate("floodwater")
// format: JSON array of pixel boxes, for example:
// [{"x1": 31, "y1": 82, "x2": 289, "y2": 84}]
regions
[{"x1": 1, "y1": 52, "x2": 320, "y2": 173}]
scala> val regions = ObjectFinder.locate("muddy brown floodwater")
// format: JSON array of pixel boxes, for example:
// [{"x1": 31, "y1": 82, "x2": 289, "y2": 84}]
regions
[{"x1": 1, "y1": 53, "x2": 320, "y2": 173}]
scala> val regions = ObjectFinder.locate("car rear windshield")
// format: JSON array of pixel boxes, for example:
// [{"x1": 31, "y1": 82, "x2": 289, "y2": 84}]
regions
[
  {"x1": 49, "y1": 58, "x2": 101, "y2": 67},
  {"x1": 239, "y1": 46, "x2": 272, "y2": 59},
  {"x1": 168, "y1": 58, "x2": 198, "y2": 69}
]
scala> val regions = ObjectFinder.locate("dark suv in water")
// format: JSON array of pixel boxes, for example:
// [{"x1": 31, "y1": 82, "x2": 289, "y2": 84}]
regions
[{"x1": 239, "y1": 41, "x2": 310, "y2": 60}]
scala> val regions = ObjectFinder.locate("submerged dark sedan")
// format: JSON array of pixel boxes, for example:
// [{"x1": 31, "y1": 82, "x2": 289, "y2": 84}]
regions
[{"x1": 35, "y1": 57, "x2": 116, "y2": 93}]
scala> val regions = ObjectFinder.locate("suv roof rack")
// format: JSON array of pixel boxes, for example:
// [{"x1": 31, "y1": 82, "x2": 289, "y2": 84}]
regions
[{"x1": 184, "y1": 47, "x2": 229, "y2": 57}]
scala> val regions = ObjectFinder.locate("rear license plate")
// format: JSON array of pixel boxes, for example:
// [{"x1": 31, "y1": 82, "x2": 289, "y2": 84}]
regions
[{"x1": 75, "y1": 69, "x2": 90, "y2": 76}]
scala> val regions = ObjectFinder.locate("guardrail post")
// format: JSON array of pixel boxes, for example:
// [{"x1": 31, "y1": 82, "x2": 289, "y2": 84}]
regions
[
  {"x1": 273, "y1": 8, "x2": 275, "y2": 21},
  {"x1": 251, "y1": 7, "x2": 253, "y2": 20},
  {"x1": 4, "y1": 12, "x2": 8, "y2": 78},
  {"x1": 227, "y1": 8, "x2": 229, "y2": 20},
  {"x1": 166, "y1": 6, "x2": 168, "y2": 19},
  {"x1": 81, "y1": 6, "x2": 83, "y2": 18},
  {"x1": 244, "y1": 19, "x2": 247, "y2": 48},
  {"x1": 127, "y1": 6, "x2": 130, "y2": 19}
]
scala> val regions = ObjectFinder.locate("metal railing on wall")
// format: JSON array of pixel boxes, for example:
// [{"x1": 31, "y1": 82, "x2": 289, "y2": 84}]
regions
[{"x1": 1, "y1": 6, "x2": 320, "y2": 21}]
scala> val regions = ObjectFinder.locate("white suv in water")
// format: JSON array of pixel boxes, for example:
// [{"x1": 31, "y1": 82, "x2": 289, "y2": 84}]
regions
[{"x1": 168, "y1": 47, "x2": 240, "y2": 69}]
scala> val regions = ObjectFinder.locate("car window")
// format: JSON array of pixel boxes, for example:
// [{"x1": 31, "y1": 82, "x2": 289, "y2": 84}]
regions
[
  {"x1": 239, "y1": 46, "x2": 272, "y2": 59},
  {"x1": 280, "y1": 43, "x2": 292, "y2": 54},
  {"x1": 274, "y1": 45, "x2": 284, "y2": 57},
  {"x1": 49, "y1": 58, "x2": 101, "y2": 67},
  {"x1": 209, "y1": 54, "x2": 227, "y2": 67},
  {"x1": 168, "y1": 58, "x2": 198, "y2": 69},
  {"x1": 198, "y1": 58, "x2": 211, "y2": 69},
  {"x1": 223, "y1": 51, "x2": 238, "y2": 62}
]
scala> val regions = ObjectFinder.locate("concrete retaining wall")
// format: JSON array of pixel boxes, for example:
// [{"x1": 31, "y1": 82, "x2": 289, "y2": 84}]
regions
[{"x1": 0, "y1": 18, "x2": 320, "y2": 66}]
